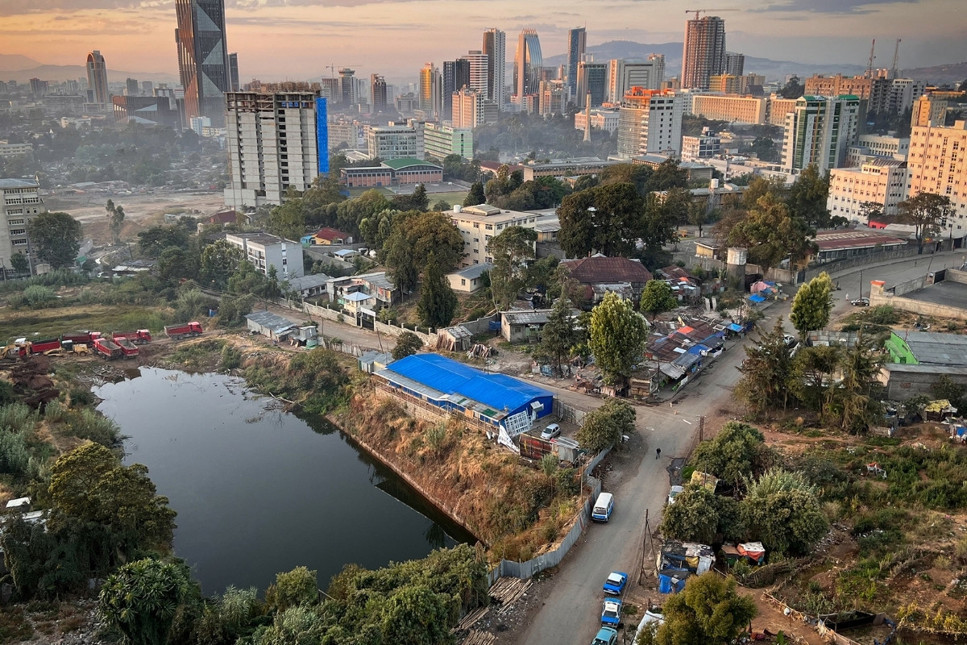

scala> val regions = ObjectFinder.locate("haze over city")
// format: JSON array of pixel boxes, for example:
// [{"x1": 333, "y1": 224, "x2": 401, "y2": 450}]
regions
[{"x1": 1, "y1": 0, "x2": 962, "y2": 81}]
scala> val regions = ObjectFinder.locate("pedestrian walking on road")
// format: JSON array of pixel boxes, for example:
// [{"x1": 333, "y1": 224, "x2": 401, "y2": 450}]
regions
[{"x1": 656, "y1": 447, "x2": 661, "y2": 460}]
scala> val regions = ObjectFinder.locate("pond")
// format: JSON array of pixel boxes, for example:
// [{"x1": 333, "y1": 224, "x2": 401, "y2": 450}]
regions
[{"x1": 95, "y1": 367, "x2": 474, "y2": 595}]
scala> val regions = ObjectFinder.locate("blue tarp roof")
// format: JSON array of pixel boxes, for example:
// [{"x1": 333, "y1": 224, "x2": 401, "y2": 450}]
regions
[
  {"x1": 728, "y1": 323, "x2": 743, "y2": 332},
  {"x1": 386, "y1": 354, "x2": 553, "y2": 414},
  {"x1": 749, "y1": 294, "x2": 766, "y2": 303},
  {"x1": 687, "y1": 344, "x2": 710, "y2": 355}
]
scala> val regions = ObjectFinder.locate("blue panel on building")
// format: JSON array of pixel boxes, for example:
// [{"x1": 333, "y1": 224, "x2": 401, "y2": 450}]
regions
[
  {"x1": 386, "y1": 354, "x2": 553, "y2": 419},
  {"x1": 315, "y1": 97, "x2": 329, "y2": 174}
]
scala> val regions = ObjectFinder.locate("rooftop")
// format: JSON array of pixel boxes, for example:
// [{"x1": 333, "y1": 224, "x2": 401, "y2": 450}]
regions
[
  {"x1": 813, "y1": 229, "x2": 907, "y2": 252},
  {"x1": 0, "y1": 178, "x2": 38, "y2": 189},
  {"x1": 562, "y1": 256, "x2": 653, "y2": 284},
  {"x1": 286, "y1": 273, "x2": 332, "y2": 291},
  {"x1": 246, "y1": 310, "x2": 297, "y2": 335},
  {"x1": 382, "y1": 157, "x2": 442, "y2": 171},
  {"x1": 313, "y1": 227, "x2": 350, "y2": 241},
  {"x1": 502, "y1": 309, "x2": 554, "y2": 325},
  {"x1": 902, "y1": 280, "x2": 967, "y2": 312},
  {"x1": 904, "y1": 331, "x2": 967, "y2": 365},
  {"x1": 226, "y1": 232, "x2": 298, "y2": 247},
  {"x1": 449, "y1": 262, "x2": 493, "y2": 280}
]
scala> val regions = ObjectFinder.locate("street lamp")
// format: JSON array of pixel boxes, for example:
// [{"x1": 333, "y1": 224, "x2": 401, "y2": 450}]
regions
[{"x1": 586, "y1": 206, "x2": 597, "y2": 257}]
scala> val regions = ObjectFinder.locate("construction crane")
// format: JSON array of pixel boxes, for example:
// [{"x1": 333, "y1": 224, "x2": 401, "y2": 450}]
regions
[
  {"x1": 685, "y1": 8, "x2": 736, "y2": 20},
  {"x1": 866, "y1": 38, "x2": 876, "y2": 79},
  {"x1": 891, "y1": 38, "x2": 902, "y2": 79}
]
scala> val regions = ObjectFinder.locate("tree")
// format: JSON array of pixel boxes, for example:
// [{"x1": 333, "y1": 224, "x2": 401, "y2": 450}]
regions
[
  {"x1": 200, "y1": 239, "x2": 243, "y2": 289},
  {"x1": 379, "y1": 584, "x2": 454, "y2": 645},
  {"x1": 789, "y1": 345, "x2": 842, "y2": 410},
  {"x1": 432, "y1": 198, "x2": 451, "y2": 212},
  {"x1": 779, "y1": 75, "x2": 804, "y2": 99},
  {"x1": 488, "y1": 226, "x2": 537, "y2": 310},
  {"x1": 417, "y1": 258, "x2": 457, "y2": 329},
  {"x1": 687, "y1": 199, "x2": 711, "y2": 237},
  {"x1": 538, "y1": 296, "x2": 579, "y2": 376},
  {"x1": 576, "y1": 399, "x2": 636, "y2": 453},
  {"x1": 10, "y1": 251, "x2": 29, "y2": 274},
  {"x1": 464, "y1": 181, "x2": 486, "y2": 207},
  {"x1": 640, "y1": 191, "x2": 683, "y2": 259},
  {"x1": 897, "y1": 192, "x2": 951, "y2": 254},
  {"x1": 27, "y1": 211, "x2": 82, "y2": 269},
  {"x1": 557, "y1": 183, "x2": 644, "y2": 258},
  {"x1": 726, "y1": 192, "x2": 814, "y2": 273},
  {"x1": 392, "y1": 331, "x2": 423, "y2": 360},
  {"x1": 392, "y1": 183, "x2": 429, "y2": 212},
  {"x1": 736, "y1": 319, "x2": 796, "y2": 416},
  {"x1": 823, "y1": 339, "x2": 883, "y2": 434},
  {"x1": 265, "y1": 566, "x2": 318, "y2": 612},
  {"x1": 659, "y1": 485, "x2": 737, "y2": 545},
  {"x1": 785, "y1": 164, "x2": 830, "y2": 228},
  {"x1": 137, "y1": 225, "x2": 191, "y2": 258},
  {"x1": 741, "y1": 468, "x2": 828, "y2": 556},
  {"x1": 267, "y1": 198, "x2": 307, "y2": 242},
  {"x1": 790, "y1": 271, "x2": 833, "y2": 339},
  {"x1": 107, "y1": 199, "x2": 126, "y2": 245},
  {"x1": 384, "y1": 211, "x2": 463, "y2": 294},
  {"x1": 637, "y1": 573, "x2": 756, "y2": 645},
  {"x1": 99, "y1": 557, "x2": 199, "y2": 645},
  {"x1": 589, "y1": 292, "x2": 648, "y2": 387},
  {"x1": 691, "y1": 422, "x2": 769, "y2": 491},
  {"x1": 639, "y1": 280, "x2": 678, "y2": 319}
]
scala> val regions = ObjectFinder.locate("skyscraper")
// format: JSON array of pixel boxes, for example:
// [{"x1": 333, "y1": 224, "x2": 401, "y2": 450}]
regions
[
  {"x1": 371, "y1": 74, "x2": 388, "y2": 113},
  {"x1": 724, "y1": 52, "x2": 745, "y2": 77},
  {"x1": 86, "y1": 50, "x2": 109, "y2": 105},
  {"x1": 125, "y1": 78, "x2": 140, "y2": 96},
  {"x1": 566, "y1": 27, "x2": 586, "y2": 98},
  {"x1": 576, "y1": 60, "x2": 607, "y2": 107},
  {"x1": 616, "y1": 88, "x2": 684, "y2": 158},
  {"x1": 464, "y1": 51, "x2": 490, "y2": 97},
  {"x1": 514, "y1": 30, "x2": 543, "y2": 101},
  {"x1": 607, "y1": 58, "x2": 664, "y2": 103},
  {"x1": 781, "y1": 95, "x2": 861, "y2": 174},
  {"x1": 419, "y1": 62, "x2": 442, "y2": 120},
  {"x1": 228, "y1": 53, "x2": 239, "y2": 91},
  {"x1": 339, "y1": 68, "x2": 356, "y2": 105},
  {"x1": 681, "y1": 15, "x2": 726, "y2": 90},
  {"x1": 483, "y1": 28, "x2": 506, "y2": 107},
  {"x1": 175, "y1": 0, "x2": 229, "y2": 126},
  {"x1": 443, "y1": 59, "x2": 470, "y2": 120}
]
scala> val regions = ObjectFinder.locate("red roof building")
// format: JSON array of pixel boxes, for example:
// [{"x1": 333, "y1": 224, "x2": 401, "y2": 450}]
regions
[
  {"x1": 311, "y1": 227, "x2": 352, "y2": 245},
  {"x1": 561, "y1": 256, "x2": 653, "y2": 305}
]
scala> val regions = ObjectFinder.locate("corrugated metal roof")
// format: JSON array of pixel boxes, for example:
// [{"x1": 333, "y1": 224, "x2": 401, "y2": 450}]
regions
[
  {"x1": 383, "y1": 354, "x2": 552, "y2": 414},
  {"x1": 906, "y1": 332, "x2": 967, "y2": 366},
  {"x1": 245, "y1": 310, "x2": 297, "y2": 334},
  {"x1": 502, "y1": 310, "x2": 553, "y2": 325}
]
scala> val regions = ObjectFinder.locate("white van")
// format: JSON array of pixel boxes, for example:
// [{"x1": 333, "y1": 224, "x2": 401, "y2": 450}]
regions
[{"x1": 591, "y1": 492, "x2": 614, "y2": 522}]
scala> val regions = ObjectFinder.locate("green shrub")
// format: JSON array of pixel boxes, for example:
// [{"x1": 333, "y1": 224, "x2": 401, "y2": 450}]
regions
[
  {"x1": 0, "y1": 403, "x2": 37, "y2": 435},
  {"x1": 866, "y1": 305, "x2": 898, "y2": 325},
  {"x1": 65, "y1": 408, "x2": 123, "y2": 447},
  {"x1": 220, "y1": 344, "x2": 243, "y2": 370}
]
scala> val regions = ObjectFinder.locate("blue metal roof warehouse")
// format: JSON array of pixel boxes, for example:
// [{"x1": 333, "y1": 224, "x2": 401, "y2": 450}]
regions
[{"x1": 375, "y1": 354, "x2": 554, "y2": 429}]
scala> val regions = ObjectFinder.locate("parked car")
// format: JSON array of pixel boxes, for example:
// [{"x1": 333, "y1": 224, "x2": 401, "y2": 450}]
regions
[
  {"x1": 540, "y1": 423, "x2": 561, "y2": 440},
  {"x1": 603, "y1": 571, "x2": 628, "y2": 596},
  {"x1": 591, "y1": 627, "x2": 618, "y2": 645},
  {"x1": 601, "y1": 598, "x2": 623, "y2": 627},
  {"x1": 667, "y1": 485, "x2": 684, "y2": 505},
  {"x1": 851, "y1": 297, "x2": 870, "y2": 307}
]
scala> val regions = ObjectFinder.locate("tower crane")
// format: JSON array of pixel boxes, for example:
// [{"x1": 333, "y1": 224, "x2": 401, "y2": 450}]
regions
[
  {"x1": 684, "y1": 8, "x2": 736, "y2": 20},
  {"x1": 891, "y1": 38, "x2": 901, "y2": 79},
  {"x1": 866, "y1": 38, "x2": 876, "y2": 78}
]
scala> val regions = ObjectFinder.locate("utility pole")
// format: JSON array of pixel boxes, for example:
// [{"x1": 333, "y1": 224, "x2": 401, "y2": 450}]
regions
[{"x1": 699, "y1": 415, "x2": 705, "y2": 443}]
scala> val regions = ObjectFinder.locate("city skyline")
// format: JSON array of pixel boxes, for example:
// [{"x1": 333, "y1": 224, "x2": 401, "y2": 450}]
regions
[{"x1": 0, "y1": 0, "x2": 960, "y2": 84}]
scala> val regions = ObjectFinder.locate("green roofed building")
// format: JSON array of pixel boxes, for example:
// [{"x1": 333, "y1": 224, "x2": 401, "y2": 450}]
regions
[{"x1": 340, "y1": 158, "x2": 443, "y2": 188}]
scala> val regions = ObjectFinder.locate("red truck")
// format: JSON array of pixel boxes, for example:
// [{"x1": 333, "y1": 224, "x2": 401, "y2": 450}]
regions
[
  {"x1": 92, "y1": 337, "x2": 122, "y2": 360},
  {"x1": 112, "y1": 330, "x2": 152, "y2": 345},
  {"x1": 164, "y1": 322, "x2": 203, "y2": 339},
  {"x1": 61, "y1": 331, "x2": 102, "y2": 346},
  {"x1": 115, "y1": 338, "x2": 139, "y2": 358},
  {"x1": 18, "y1": 338, "x2": 62, "y2": 356}
]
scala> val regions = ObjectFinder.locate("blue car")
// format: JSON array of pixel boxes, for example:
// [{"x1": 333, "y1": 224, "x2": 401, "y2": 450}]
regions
[
  {"x1": 603, "y1": 571, "x2": 628, "y2": 596},
  {"x1": 592, "y1": 626, "x2": 618, "y2": 645},
  {"x1": 601, "y1": 597, "x2": 622, "y2": 627}
]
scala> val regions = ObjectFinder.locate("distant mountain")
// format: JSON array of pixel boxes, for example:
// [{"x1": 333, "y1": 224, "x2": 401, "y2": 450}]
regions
[
  {"x1": 1, "y1": 65, "x2": 178, "y2": 84},
  {"x1": 0, "y1": 54, "x2": 43, "y2": 72},
  {"x1": 902, "y1": 62, "x2": 967, "y2": 86}
]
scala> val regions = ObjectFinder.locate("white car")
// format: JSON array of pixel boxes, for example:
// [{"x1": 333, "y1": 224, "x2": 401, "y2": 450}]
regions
[
  {"x1": 667, "y1": 485, "x2": 684, "y2": 505},
  {"x1": 541, "y1": 423, "x2": 561, "y2": 440}
]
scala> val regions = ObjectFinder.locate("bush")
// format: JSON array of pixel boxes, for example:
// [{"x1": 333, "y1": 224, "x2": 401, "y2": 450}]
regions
[
  {"x1": 220, "y1": 344, "x2": 242, "y2": 370},
  {"x1": 64, "y1": 408, "x2": 123, "y2": 447},
  {"x1": 19, "y1": 285, "x2": 58, "y2": 309},
  {"x1": 866, "y1": 305, "x2": 899, "y2": 325}
]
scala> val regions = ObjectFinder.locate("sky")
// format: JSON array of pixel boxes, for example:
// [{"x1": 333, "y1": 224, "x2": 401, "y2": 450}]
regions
[{"x1": 0, "y1": 0, "x2": 961, "y2": 84}]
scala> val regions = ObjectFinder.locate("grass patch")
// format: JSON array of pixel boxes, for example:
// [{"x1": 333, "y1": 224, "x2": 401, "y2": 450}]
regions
[{"x1": 0, "y1": 606, "x2": 33, "y2": 643}]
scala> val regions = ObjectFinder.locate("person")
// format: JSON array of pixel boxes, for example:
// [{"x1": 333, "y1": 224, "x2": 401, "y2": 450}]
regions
[{"x1": 656, "y1": 447, "x2": 661, "y2": 460}]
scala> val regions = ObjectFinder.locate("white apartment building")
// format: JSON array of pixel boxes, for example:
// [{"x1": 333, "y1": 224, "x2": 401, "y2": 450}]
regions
[
  {"x1": 912, "y1": 94, "x2": 948, "y2": 128},
  {"x1": 681, "y1": 131, "x2": 722, "y2": 161},
  {"x1": 827, "y1": 158, "x2": 907, "y2": 223},
  {"x1": 423, "y1": 123, "x2": 473, "y2": 161},
  {"x1": 224, "y1": 91, "x2": 321, "y2": 211},
  {"x1": 452, "y1": 88, "x2": 496, "y2": 128},
  {"x1": 616, "y1": 89, "x2": 683, "y2": 159},
  {"x1": 574, "y1": 107, "x2": 620, "y2": 134},
  {"x1": 0, "y1": 142, "x2": 33, "y2": 158},
  {"x1": 905, "y1": 120, "x2": 967, "y2": 240},
  {"x1": 464, "y1": 50, "x2": 489, "y2": 96},
  {"x1": 450, "y1": 204, "x2": 556, "y2": 267},
  {"x1": 225, "y1": 232, "x2": 304, "y2": 280},
  {"x1": 781, "y1": 95, "x2": 860, "y2": 174},
  {"x1": 886, "y1": 78, "x2": 927, "y2": 116},
  {"x1": 690, "y1": 94, "x2": 767, "y2": 124},
  {"x1": 367, "y1": 124, "x2": 424, "y2": 161},
  {"x1": 0, "y1": 178, "x2": 44, "y2": 275},
  {"x1": 846, "y1": 134, "x2": 909, "y2": 166}
]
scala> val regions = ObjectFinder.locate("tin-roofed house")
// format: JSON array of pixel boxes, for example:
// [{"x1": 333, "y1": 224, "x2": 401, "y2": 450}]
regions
[{"x1": 501, "y1": 309, "x2": 553, "y2": 343}]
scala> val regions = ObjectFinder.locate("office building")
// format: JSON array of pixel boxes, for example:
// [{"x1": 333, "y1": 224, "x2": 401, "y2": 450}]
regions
[
  {"x1": 452, "y1": 88, "x2": 495, "y2": 128},
  {"x1": 228, "y1": 53, "x2": 239, "y2": 91},
  {"x1": 514, "y1": 30, "x2": 543, "y2": 100},
  {"x1": 681, "y1": 15, "x2": 726, "y2": 90},
  {"x1": 367, "y1": 124, "x2": 424, "y2": 161},
  {"x1": 339, "y1": 68, "x2": 356, "y2": 106},
  {"x1": 443, "y1": 59, "x2": 470, "y2": 120},
  {"x1": 539, "y1": 80, "x2": 568, "y2": 116},
  {"x1": 708, "y1": 74, "x2": 742, "y2": 94},
  {"x1": 886, "y1": 78, "x2": 926, "y2": 116},
  {"x1": 567, "y1": 28, "x2": 586, "y2": 97},
  {"x1": 690, "y1": 94, "x2": 767, "y2": 124},
  {"x1": 224, "y1": 90, "x2": 324, "y2": 210},
  {"x1": 86, "y1": 50, "x2": 109, "y2": 105},
  {"x1": 419, "y1": 62, "x2": 442, "y2": 121},
  {"x1": 617, "y1": 88, "x2": 684, "y2": 158},
  {"x1": 846, "y1": 134, "x2": 909, "y2": 166},
  {"x1": 681, "y1": 129, "x2": 721, "y2": 161},
  {"x1": 607, "y1": 58, "x2": 663, "y2": 104},
  {"x1": 125, "y1": 78, "x2": 140, "y2": 96},
  {"x1": 225, "y1": 232, "x2": 303, "y2": 280},
  {"x1": 905, "y1": 120, "x2": 967, "y2": 240},
  {"x1": 450, "y1": 204, "x2": 558, "y2": 267},
  {"x1": 371, "y1": 74, "x2": 388, "y2": 113},
  {"x1": 724, "y1": 52, "x2": 744, "y2": 77},
  {"x1": 113, "y1": 96, "x2": 180, "y2": 127},
  {"x1": 574, "y1": 107, "x2": 620, "y2": 134},
  {"x1": 781, "y1": 95, "x2": 861, "y2": 174},
  {"x1": 827, "y1": 158, "x2": 907, "y2": 223},
  {"x1": 464, "y1": 51, "x2": 490, "y2": 97},
  {"x1": 912, "y1": 94, "x2": 948, "y2": 128},
  {"x1": 805, "y1": 74, "x2": 891, "y2": 114},
  {"x1": 175, "y1": 0, "x2": 229, "y2": 126},
  {"x1": 141, "y1": 80, "x2": 154, "y2": 96},
  {"x1": 767, "y1": 95, "x2": 799, "y2": 125},
  {"x1": 0, "y1": 178, "x2": 45, "y2": 276},
  {"x1": 483, "y1": 28, "x2": 506, "y2": 106},
  {"x1": 423, "y1": 122, "x2": 473, "y2": 161},
  {"x1": 576, "y1": 61, "x2": 608, "y2": 107}
]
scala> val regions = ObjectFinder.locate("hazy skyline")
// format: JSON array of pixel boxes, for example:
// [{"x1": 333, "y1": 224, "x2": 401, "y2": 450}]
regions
[{"x1": 1, "y1": 0, "x2": 961, "y2": 84}]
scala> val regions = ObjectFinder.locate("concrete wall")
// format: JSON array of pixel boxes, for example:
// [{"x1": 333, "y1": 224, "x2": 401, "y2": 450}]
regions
[
  {"x1": 882, "y1": 365, "x2": 967, "y2": 400},
  {"x1": 870, "y1": 278, "x2": 967, "y2": 321}
]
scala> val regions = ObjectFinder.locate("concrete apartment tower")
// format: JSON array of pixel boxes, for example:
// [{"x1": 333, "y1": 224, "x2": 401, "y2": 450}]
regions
[
  {"x1": 86, "y1": 50, "x2": 109, "y2": 105},
  {"x1": 567, "y1": 27, "x2": 586, "y2": 99},
  {"x1": 781, "y1": 95, "x2": 861, "y2": 174},
  {"x1": 906, "y1": 120, "x2": 967, "y2": 242},
  {"x1": 514, "y1": 30, "x2": 543, "y2": 101},
  {"x1": 483, "y1": 28, "x2": 506, "y2": 107},
  {"x1": 681, "y1": 15, "x2": 726, "y2": 90},
  {"x1": 616, "y1": 89, "x2": 684, "y2": 158},
  {"x1": 175, "y1": 0, "x2": 230, "y2": 126}
]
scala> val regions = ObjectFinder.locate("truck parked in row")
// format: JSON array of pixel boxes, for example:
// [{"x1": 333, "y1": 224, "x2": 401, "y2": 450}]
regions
[
  {"x1": 17, "y1": 338, "x2": 62, "y2": 356},
  {"x1": 62, "y1": 331, "x2": 102, "y2": 347},
  {"x1": 112, "y1": 330, "x2": 152, "y2": 345},
  {"x1": 114, "y1": 338, "x2": 139, "y2": 358},
  {"x1": 92, "y1": 337, "x2": 122, "y2": 360},
  {"x1": 164, "y1": 322, "x2": 203, "y2": 340}
]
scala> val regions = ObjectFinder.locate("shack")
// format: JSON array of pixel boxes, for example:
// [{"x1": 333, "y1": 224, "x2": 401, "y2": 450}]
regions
[{"x1": 245, "y1": 310, "x2": 297, "y2": 341}]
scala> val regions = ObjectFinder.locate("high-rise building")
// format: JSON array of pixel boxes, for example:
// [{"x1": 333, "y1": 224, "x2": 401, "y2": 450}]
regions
[
  {"x1": 827, "y1": 158, "x2": 908, "y2": 224},
  {"x1": 371, "y1": 74, "x2": 388, "y2": 113},
  {"x1": 0, "y1": 178, "x2": 45, "y2": 277},
  {"x1": 419, "y1": 63, "x2": 442, "y2": 121},
  {"x1": 452, "y1": 88, "x2": 485, "y2": 128},
  {"x1": 339, "y1": 68, "x2": 356, "y2": 106},
  {"x1": 708, "y1": 74, "x2": 741, "y2": 94},
  {"x1": 443, "y1": 59, "x2": 470, "y2": 120},
  {"x1": 482, "y1": 28, "x2": 506, "y2": 107},
  {"x1": 681, "y1": 15, "x2": 726, "y2": 90},
  {"x1": 125, "y1": 78, "x2": 140, "y2": 96},
  {"x1": 616, "y1": 88, "x2": 684, "y2": 158},
  {"x1": 423, "y1": 122, "x2": 473, "y2": 161},
  {"x1": 228, "y1": 53, "x2": 239, "y2": 91},
  {"x1": 607, "y1": 58, "x2": 664, "y2": 103},
  {"x1": 781, "y1": 95, "x2": 861, "y2": 174},
  {"x1": 576, "y1": 61, "x2": 607, "y2": 108},
  {"x1": 175, "y1": 0, "x2": 229, "y2": 126},
  {"x1": 911, "y1": 94, "x2": 948, "y2": 128},
  {"x1": 566, "y1": 27, "x2": 586, "y2": 98},
  {"x1": 29, "y1": 78, "x2": 48, "y2": 98},
  {"x1": 724, "y1": 52, "x2": 745, "y2": 77},
  {"x1": 224, "y1": 90, "x2": 323, "y2": 210},
  {"x1": 905, "y1": 120, "x2": 967, "y2": 240},
  {"x1": 367, "y1": 124, "x2": 424, "y2": 160},
  {"x1": 86, "y1": 50, "x2": 109, "y2": 105},
  {"x1": 141, "y1": 80, "x2": 154, "y2": 96},
  {"x1": 539, "y1": 80, "x2": 568, "y2": 117},
  {"x1": 514, "y1": 30, "x2": 543, "y2": 100},
  {"x1": 464, "y1": 51, "x2": 490, "y2": 97}
]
